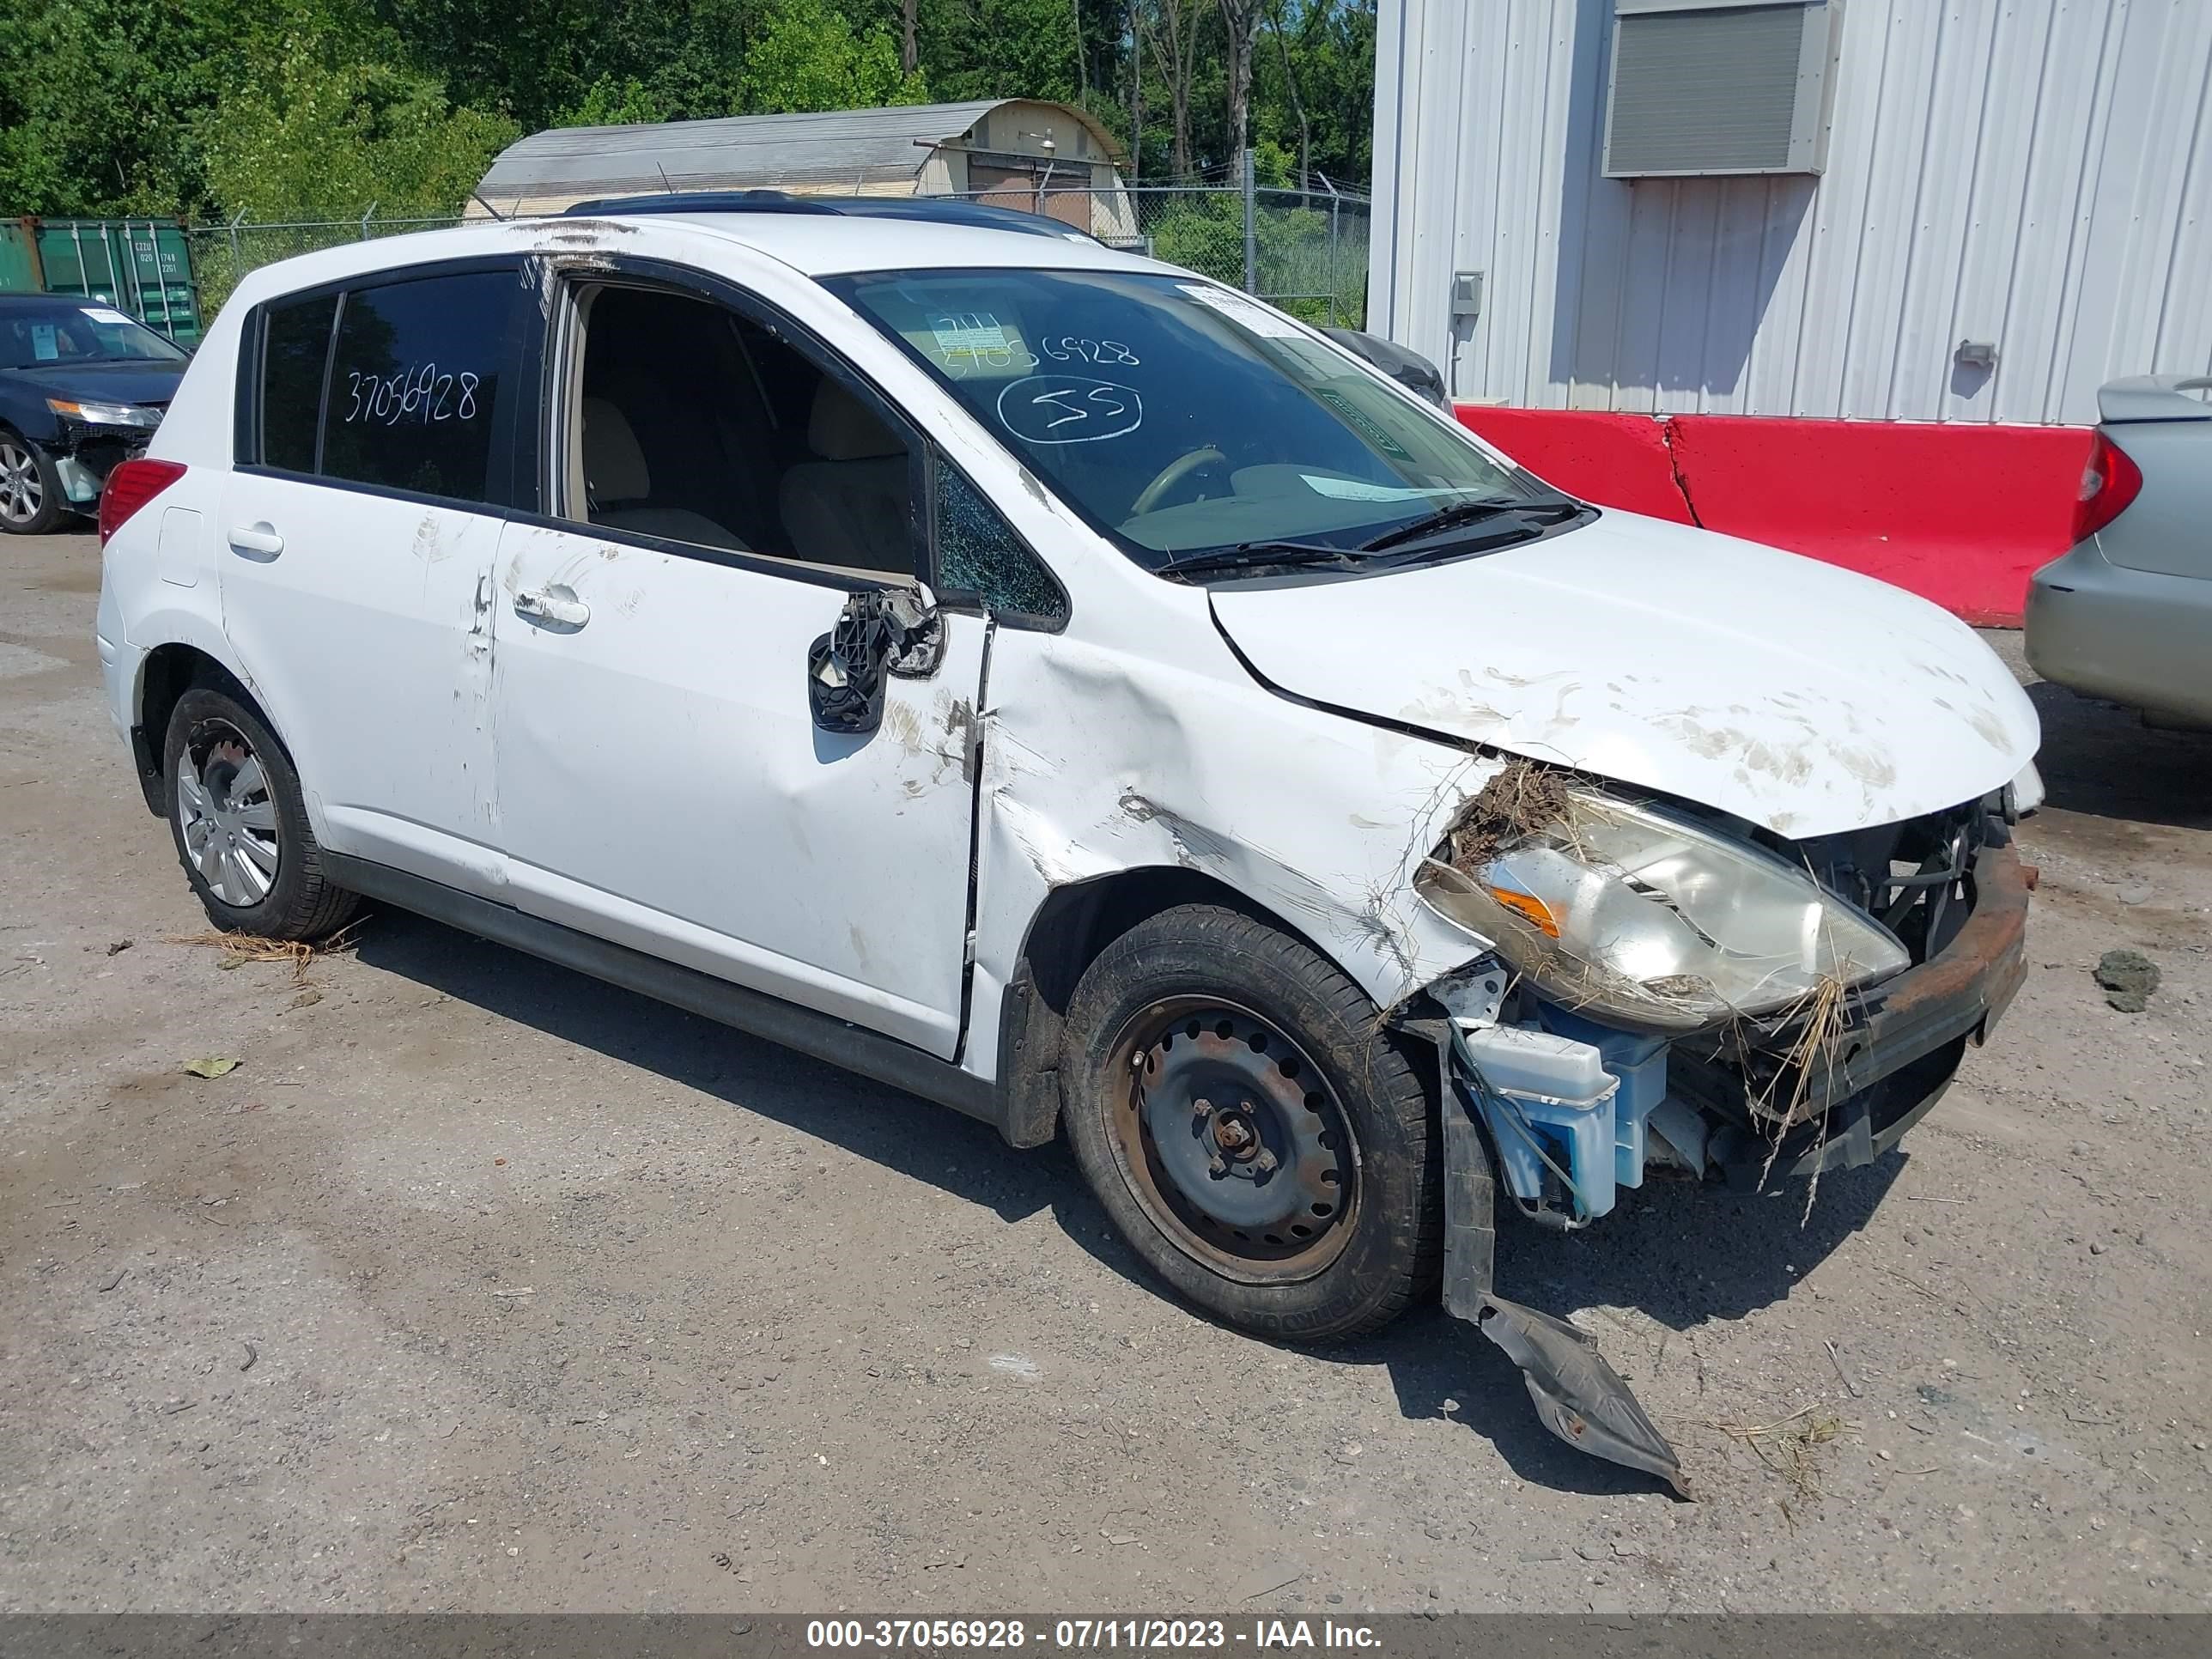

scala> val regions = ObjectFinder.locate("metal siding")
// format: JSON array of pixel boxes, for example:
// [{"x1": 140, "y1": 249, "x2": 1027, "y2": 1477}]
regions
[
  {"x1": 1371, "y1": 0, "x2": 2212, "y2": 422},
  {"x1": 2156, "y1": 13, "x2": 2212, "y2": 377},
  {"x1": 2155, "y1": 9, "x2": 2212, "y2": 377},
  {"x1": 1415, "y1": 2, "x2": 1468, "y2": 375},
  {"x1": 1369, "y1": 0, "x2": 1408, "y2": 339},
  {"x1": 1943, "y1": 0, "x2": 2057, "y2": 422}
]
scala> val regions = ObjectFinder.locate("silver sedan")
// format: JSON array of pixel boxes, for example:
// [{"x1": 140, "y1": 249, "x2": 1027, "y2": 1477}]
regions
[{"x1": 2027, "y1": 375, "x2": 2212, "y2": 730}]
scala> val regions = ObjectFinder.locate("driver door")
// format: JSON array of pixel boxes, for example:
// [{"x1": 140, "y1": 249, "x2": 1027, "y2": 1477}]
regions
[{"x1": 489, "y1": 267, "x2": 983, "y2": 1057}]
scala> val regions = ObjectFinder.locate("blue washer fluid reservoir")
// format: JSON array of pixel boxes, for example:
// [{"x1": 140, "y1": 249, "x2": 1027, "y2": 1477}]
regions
[
  {"x1": 1537, "y1": 1005, "x2": 1671, "y2": 1193},
  {"x1": 1455, "y1": 1023, "x2": 1621, "y2": 1218}
]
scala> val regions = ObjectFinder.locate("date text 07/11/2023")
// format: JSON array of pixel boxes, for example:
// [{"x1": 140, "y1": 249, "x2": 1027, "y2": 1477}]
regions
[{"x1": 804, "y1": 1617, "x2": 1385, "y2": 1650}]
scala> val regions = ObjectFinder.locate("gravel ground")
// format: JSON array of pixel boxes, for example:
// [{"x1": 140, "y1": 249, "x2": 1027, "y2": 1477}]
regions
[{"x1": 2, "y1": 527, "x2": 2208, "y2": 1614}]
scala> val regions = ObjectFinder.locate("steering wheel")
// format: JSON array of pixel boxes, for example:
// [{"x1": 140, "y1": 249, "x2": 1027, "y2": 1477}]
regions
[{"x1": 1128, "y1": 446, "x2": 1230, "y2": 517}]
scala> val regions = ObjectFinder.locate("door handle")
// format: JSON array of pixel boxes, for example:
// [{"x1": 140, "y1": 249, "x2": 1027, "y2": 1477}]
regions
[
  {"x1": 513, "y1": 583, "x2": 590, "y2": 630},
  {"x1": 228, "y1": 522, "x2": 283, "y2": 557}
]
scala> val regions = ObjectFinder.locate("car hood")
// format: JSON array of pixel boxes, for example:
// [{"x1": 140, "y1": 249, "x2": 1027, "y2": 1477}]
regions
[
  {"x1": 1208, "y1": 510, "x2": 2039, "y2": 839},
  {"x1": 3, "y1": 360, "x2": 183, "y2": 406}
]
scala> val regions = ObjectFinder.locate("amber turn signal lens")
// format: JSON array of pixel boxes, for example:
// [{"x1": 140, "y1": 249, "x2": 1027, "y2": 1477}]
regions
[{"x1": 1485, "y1": 884, "x2": 1560, "y2": 938}]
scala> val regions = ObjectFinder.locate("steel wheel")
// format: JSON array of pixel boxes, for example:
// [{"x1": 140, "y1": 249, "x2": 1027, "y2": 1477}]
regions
[
  {"x1": 1103, "y1": 996, "x2": 1360, "y2": 1284},
  {"x1": 0, "y1": 441, "x2": 44, "y2": 526},
  {"x1": 175, "y1": 720, "x2": 282, "y2": 908}
]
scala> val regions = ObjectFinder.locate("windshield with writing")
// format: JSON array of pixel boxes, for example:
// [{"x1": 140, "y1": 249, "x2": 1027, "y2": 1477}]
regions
[{"x1": 825, "y1": 270, "x2": 1568, "y2": 570}]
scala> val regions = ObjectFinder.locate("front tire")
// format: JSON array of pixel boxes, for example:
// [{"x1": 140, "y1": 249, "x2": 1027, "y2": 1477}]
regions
[
  {"x1": 164, "y1": 687, "x2": 358, "y2": 939},
  {"x1": 0, "y1": 432, "x2": 67, "y2": 535},
  {"x1": 1059, "y1": 903, "x2": 1442, "y2": 1342}
]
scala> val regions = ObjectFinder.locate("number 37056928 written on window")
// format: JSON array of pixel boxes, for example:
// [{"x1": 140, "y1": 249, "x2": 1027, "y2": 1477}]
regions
[{"x1": 342, "y1": 363, "x2": 480, "y2": 426}]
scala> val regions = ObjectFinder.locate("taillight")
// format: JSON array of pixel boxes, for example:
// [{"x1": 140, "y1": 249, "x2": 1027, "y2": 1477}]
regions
[
  {"x1": 98, "y1": 459, "x2": 186, "y2": 546},
  {"x1": 2070, "y1": 431, "x2": 2142, "y2": 543}
]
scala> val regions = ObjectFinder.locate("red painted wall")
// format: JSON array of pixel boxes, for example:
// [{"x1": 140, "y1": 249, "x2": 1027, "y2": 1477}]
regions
[{"x1": 1455, "y1": 406, "x2": 2092, "y2": 627}]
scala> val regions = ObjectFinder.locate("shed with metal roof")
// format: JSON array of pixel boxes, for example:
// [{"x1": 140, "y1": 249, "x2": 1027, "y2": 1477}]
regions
[{"x1": 472, "y1": 99, "x2": 1131, "y2": 238}]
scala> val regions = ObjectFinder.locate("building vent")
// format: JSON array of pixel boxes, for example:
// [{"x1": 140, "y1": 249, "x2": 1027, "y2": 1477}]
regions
[{"x1": 1603, "y1": 0, "x2": 1842, "y2": 179}]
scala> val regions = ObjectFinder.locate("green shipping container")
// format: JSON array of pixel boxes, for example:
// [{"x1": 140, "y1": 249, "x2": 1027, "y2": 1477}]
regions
[
  {"x1": 0, "y1": 220, "x2": 42, "y2": 293},
  {"x1": 0, "y1": 218, "x2": 204, "y2": 347}
]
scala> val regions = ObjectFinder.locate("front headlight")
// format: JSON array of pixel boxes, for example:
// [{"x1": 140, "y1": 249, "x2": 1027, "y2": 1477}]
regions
[
  {"x1": 1414, "y1": 787, "x2": 1910, "y2": 1032},
  {"x1": 47, "y1": 397, "x2": 161, "y2": 429}
]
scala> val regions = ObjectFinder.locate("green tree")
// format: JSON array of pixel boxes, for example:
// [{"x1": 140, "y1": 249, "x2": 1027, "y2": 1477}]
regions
[
  {"x1": 0, "y1": 0, "x2": 283, "y2": 216},
  {"x1": 0, "y1": 0, "x2": 1380, "y2": 232},
  {"x1": 0, "y1": 0, "x2": 524, "y2": 221},
  {"x1": 201, "y1": 30, "x2": 519, "y2": 220},
  {"x1": 741, "y1": 0, "x2": 924, "y2": 113},
  {"x1": 560, "y1": 75, "x2": 674, "y2": 129},
  {"x1": 908, "y1": 0, "x2": 1080, "y2": 106}
]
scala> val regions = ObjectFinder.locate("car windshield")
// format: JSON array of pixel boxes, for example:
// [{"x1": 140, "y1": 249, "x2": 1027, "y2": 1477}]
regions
[
  {"x1": 0, "y1": 302, "x2": 187, "y2": 370},
  {"x1": 825, "y1": 269, "x2": 1574, "y2": 570}
]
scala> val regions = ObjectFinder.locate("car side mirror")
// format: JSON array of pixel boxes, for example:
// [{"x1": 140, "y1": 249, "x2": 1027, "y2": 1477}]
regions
[
  {"x1": 806, "y1": 583, "x2": 944, "y2": 734},
  {"x1": 1324, "y1": 326, "x2": 1449, "y2": 408}
]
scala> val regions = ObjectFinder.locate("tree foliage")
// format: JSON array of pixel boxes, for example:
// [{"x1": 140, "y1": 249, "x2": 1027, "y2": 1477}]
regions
[
  {"x1": 202, "y1": 32, "x2": 520, "y2": 221},
  {"x1": 740, "y1": 0, "x2": 926, "y2": 115},
  {"x1": 0, "y1": 0, "x2": 1376, "y2": 223}
]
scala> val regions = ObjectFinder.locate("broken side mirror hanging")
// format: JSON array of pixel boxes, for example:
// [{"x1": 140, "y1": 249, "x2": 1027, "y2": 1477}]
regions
[{"x1": 806, "y1": 583, "x2": 945, "y2": 734}]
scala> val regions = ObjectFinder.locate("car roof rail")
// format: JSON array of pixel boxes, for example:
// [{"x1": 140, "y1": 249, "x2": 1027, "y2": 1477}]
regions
[
  {"x1": 562, "y1": 190, "x2": 836, "y2": 218},
  {"x1": 559, "y1": 190, "x2": 1105, "y2": 244}
]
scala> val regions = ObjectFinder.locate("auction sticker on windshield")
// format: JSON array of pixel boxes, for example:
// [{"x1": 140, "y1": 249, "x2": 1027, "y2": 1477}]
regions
[{"x1": 1176, "y1": 283, "x2": 1304, "y2": 339}]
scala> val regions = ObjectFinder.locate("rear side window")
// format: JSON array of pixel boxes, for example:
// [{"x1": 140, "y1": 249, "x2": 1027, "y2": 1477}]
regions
[
  {"x1": 259, "y1": 295, "x2": 337, "y2": 473},
  {"x1": 320, "y1": 272, "x2": 513, "y2": 501}
]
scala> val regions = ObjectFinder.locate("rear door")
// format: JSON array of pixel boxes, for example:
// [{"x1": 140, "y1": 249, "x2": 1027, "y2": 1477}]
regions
[
  {"x1": 487, "y1": 264, "x2": 985, "y2": 1056},
  {"x1": 218, "y1": 262, "x2": 532, "y2": 893}
]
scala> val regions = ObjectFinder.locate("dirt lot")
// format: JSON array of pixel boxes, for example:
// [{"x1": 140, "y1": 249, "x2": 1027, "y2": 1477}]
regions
[{"x1": 3, "y1": 526, "x2": 2209, "y2": 1614}]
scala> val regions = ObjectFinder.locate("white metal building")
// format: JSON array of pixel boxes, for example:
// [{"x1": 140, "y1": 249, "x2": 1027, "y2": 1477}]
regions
[{"x1": 1368, "y1": 0, "x2": 2212, "y2": 425}]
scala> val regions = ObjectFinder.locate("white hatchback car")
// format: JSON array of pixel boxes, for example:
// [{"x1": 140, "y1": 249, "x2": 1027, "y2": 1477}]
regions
[{"x1": 97, "y1": 204, "x2": 2041, "y2": 1483}]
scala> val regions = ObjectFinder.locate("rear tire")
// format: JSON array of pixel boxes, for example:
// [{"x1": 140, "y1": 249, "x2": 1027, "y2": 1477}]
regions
[
  {"x1": 1058, "y1": 903, "x2": 1442, "y2": 1342},
  {"x1": 0, "y1": 431, "x2": 67, "y2": 535},
  {"x1": 164, "y1": 687, "x2": 358, "y2": 940}
]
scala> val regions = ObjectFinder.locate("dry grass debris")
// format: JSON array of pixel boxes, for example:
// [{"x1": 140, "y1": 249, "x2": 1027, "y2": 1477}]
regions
[
  {"x1": 1442, "y1": 757, "x2": 1575, "y2": 877},
  {"x1": 1745, "y1": 970, "x2": 1851, "y2": 1133},
  {"x1": 1709, "y1": 1402, "x2": 1845, "y2": 1502},
  {"x1": 167, "y1": 921, "x2": 364, "y2": 985},
  {"x1": 1738, "y1": 964, "x2": 1855, "y2": 1218}
]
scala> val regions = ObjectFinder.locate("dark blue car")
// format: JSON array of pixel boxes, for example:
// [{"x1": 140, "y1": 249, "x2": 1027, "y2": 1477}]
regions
[{"x1": 1, "y1": 294, "x2": 187, "y2": 533}]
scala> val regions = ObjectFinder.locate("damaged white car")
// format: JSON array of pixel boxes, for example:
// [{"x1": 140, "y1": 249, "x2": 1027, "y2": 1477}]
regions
[{"x1": 96, "y1": 204, "x2": 2040, "y2": 1488}]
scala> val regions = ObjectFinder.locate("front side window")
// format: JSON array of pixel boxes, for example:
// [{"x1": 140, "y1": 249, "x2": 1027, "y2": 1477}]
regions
[
  {"x1": 319, "y1": 271, "x2": 514, "y2": 503},
  {"x1": 826, "y1": 269, "x2": 1575, "y2": 571},
  {"x1": 564, "y1": 282, "x2": 919, "y2": 580},
  {"x1": 933, "y1": 459, "x2": 1066, "y2": 627}
]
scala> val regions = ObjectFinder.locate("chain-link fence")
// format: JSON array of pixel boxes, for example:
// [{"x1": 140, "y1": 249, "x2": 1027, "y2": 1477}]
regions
[
  {"x1": 188, "y1": 213, "x2": 467, "y2": 313},
  {"x1": 935, "y1": 184, "x2": 1370, "y2": 329},
  {"x1": 185, "y1": 185, "x2": 1370, "y2": 327}
]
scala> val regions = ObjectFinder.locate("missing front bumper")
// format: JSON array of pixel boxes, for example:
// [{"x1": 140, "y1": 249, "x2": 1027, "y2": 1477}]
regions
[
  {"x1": 1430, "y1": 1042, "x2": 1689, "y2": 1495},
  {"x1": 1407, "y1": 842, "x2": 2030, "y2": 1492},
  {"x1": 1682, "y1": 838, "x2": 2033, "y2": 1188},
  {"x1": 52, "y1": 435, "x2": 146, "y2": 506}
]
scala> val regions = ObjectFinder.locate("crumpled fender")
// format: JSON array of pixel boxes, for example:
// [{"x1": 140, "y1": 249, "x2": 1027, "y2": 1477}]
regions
[{"x1": 963, "y1": 623, "x2": 1503, "y2": 1082}]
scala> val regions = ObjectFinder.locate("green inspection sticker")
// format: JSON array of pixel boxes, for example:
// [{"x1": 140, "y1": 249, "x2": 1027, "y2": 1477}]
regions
[{"x1": 1315, "y1": 386, "x2": 1415, "y2": 462}]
